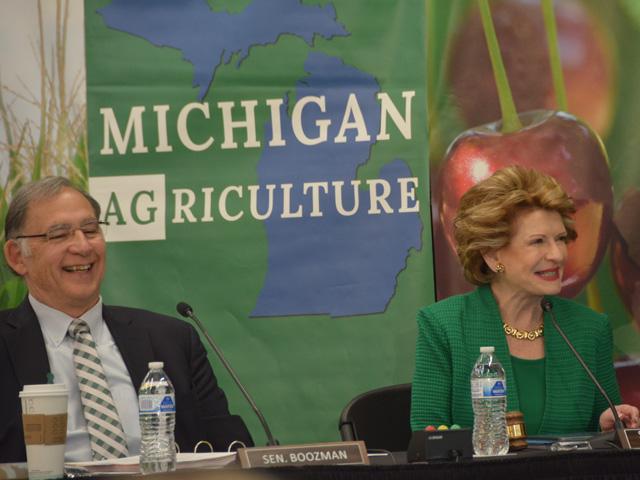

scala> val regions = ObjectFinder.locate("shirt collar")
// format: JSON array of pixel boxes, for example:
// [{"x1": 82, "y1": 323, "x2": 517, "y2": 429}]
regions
[{"x1": 29, "y1": 294, "x2": 104, "y2": 347}]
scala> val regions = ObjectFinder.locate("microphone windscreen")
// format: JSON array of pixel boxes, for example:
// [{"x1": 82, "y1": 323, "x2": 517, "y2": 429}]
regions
[
  {"x1": 540, "y1": 299, "x2": 553, "y2": 312},
  {"x1": 176, "y1": 302, "x2": 193, "y2": 318}
]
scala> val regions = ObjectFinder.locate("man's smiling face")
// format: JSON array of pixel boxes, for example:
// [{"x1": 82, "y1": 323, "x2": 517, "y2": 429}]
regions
[{"x1": 6, "y1": 187, "x2": 106, "y2": 317}]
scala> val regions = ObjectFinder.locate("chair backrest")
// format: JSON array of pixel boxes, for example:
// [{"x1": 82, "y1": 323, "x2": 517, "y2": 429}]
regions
[{"x1": 338, "y1": 383, "x2": 412, "y2": 452}]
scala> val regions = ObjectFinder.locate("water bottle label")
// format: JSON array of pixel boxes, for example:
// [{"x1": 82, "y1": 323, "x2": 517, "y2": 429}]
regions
[
  {"x1": 471, "y1": 378, "x2": 506, "y2": 398},
  {"x1": 159, "y1": 395, "x2": 176, "y2": 412},
  {"x1": 139, "y1": 394, "x2": 176, "y2": 413}
]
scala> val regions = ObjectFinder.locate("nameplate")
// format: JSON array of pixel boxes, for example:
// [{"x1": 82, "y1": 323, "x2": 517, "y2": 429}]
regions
[{"x1": 237, "y1": 441, "x2": 369, "y2": 468}]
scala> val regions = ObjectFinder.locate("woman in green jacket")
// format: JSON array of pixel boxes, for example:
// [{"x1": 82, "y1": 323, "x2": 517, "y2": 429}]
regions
[{"x1": 411, "y1": 165, "x2": 638, "y2": 435}]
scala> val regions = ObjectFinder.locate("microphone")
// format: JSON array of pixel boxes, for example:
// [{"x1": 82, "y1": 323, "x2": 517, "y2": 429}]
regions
[
  {"x1": 541, "y1": 299, "x2": 636, "y2": 450},
  {"x1": 176, "y1": 301, "x2": 279, "y2": 446}
]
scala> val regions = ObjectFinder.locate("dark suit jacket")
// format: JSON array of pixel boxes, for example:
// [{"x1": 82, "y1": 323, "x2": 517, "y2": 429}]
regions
[{"x1": 0, "y1": 298, "x2": 253, "y2": 462}]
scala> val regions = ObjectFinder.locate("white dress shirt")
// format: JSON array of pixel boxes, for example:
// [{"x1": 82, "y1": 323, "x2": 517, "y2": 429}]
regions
[{"x1": 30, "y1": 295, "x2": 141, "y2": 461}]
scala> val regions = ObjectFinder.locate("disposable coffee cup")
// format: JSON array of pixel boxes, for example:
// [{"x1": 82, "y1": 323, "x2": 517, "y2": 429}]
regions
[{"x1": 19, "y1": 384, "x2": 68, "y2": 480}]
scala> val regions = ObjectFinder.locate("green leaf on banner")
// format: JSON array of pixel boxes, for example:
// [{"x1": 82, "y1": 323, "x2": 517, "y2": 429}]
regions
[
  {"x1": 70, "y1": 134, "x2": 89, "y2": 190},
  {"x1": 425, "y1": 0, "x2": 468, "y2": 167},
  {"x1": 0, "y1": 276, "x2": 27, "y2": 309},
  {"x1": 619, "y1": 0, "x2": 640, "y2": 31}
]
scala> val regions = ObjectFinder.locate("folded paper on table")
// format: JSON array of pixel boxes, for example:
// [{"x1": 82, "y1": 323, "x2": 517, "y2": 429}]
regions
[{"x1": 65, "y1": 452, "x2": 237, "y2": 474}]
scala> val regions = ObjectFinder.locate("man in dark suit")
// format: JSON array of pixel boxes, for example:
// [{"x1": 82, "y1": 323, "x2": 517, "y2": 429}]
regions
[{"x1": 0, "y1": 177, "x2": 253, "y2": 462}]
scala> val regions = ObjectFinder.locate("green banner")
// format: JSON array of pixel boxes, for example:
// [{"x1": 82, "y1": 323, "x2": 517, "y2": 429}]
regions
[{"x1": 85, "y1": 0, "x2": 432, "y2": 445}]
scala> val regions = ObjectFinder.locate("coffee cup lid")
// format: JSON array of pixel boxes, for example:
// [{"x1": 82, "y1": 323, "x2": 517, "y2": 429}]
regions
[{"x1": 19, "y1": 383, "x2": 68, "y2": 397}]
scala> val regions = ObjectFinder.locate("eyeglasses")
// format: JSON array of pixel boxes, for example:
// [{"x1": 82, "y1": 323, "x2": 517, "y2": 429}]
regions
[{"x1": 14, "y1": 220, "x2": 109, "y2": 243}]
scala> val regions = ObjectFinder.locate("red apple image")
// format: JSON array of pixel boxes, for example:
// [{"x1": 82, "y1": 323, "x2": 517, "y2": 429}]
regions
[
  {"x1": 448, "y1": 0, "x2": 615, "y2": 137},
  {"x1": 610, "y1": 189, "x2": 640, "y2": 323},
  {"x1": 436, "y1": 110, "x2": 613, "y2": 298}
]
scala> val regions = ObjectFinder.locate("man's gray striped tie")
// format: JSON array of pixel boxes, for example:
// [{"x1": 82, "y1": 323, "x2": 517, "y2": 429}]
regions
[{"x1": 68, "y1": 318, "x2": 129, "y2": 460}]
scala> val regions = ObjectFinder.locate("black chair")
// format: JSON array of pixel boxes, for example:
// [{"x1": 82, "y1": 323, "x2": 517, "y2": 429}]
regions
[{"x1": 338, "y1": 383, "x2": 412, "y2": 452}]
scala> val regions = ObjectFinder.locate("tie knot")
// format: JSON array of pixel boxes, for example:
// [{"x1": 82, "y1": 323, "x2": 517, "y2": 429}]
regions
[{"x1": 68, "y1": 318, "x2": 90, "y2": 339}]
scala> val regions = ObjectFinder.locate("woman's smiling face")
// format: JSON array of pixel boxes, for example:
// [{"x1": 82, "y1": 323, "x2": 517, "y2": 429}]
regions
[{"x1": 487, "y1": 208, "x2": 569, "y2": 298}]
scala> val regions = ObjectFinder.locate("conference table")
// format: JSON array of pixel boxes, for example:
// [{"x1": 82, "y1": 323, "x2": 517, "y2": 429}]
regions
[
  {"x1": 3, "y1": 446, "x2": 640, "y2": 479},
  {"x1": 94, "y1": 448, "x2": 640, "y2": 480}
]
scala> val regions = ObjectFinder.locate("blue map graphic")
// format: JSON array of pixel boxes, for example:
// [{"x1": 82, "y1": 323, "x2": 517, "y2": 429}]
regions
[
  {"x1": 97, "y1": 0, "x2": 422, "y2": 317},
  {"x1": 98, "y1": 0, "x2": 348, "y2": 100},
  {"x1": 251, "y1": 52, "x2": 422, "y2": 317}
]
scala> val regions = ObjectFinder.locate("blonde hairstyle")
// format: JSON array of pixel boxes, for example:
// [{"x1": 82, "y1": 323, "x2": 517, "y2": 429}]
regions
[{"x1": 453, "y1": 165, "x2": 577, "y2": 285}]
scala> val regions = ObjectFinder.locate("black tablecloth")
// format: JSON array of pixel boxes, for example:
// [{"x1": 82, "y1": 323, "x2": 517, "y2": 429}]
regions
[
  {"x1": 253, "y1": 450, "x2": 640, "y2": 480},
  {"x1": 95, "y1": 449, "x2": 638, "y2": 480}
]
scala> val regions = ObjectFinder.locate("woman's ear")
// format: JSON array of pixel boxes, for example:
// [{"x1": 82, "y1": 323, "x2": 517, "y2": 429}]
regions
[{"x1": 482, "y1": 249, "x2": 500, "y2": 273}]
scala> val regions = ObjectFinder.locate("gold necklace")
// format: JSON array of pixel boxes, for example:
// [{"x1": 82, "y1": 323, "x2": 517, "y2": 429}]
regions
[{"x1": 503, "y1": 322, "x2": 544, "y2": 341}]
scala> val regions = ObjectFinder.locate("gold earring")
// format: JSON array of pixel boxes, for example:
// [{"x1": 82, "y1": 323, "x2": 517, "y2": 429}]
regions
[{"x1": 495, "y1": 263, "x2": 505, "y2": 273}]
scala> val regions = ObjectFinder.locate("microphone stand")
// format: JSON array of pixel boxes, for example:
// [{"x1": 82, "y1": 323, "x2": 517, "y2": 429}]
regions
[
  {"x1": 541, "y1": 299, "x2": 639, "y2": 450},
  {"x1": 177, "y1": 302, "x2": 279, "y2": 446}
]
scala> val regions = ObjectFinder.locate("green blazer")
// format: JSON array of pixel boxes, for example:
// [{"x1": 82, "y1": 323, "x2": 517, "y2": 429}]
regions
[{"x1": 410, "y1": 285, "x2": 621, "y2": 435}]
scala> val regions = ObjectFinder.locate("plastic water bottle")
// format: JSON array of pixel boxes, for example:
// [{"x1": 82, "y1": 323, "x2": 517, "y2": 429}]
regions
[
  {"x1": 138, "y1": 361, "x2": 176, "y2": 474},
  {"x1": 470, "y1": 346, "x2": 509, "y2": 456}
]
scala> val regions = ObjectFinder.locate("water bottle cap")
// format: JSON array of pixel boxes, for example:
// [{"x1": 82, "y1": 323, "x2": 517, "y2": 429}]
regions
[
  {"x1": 148, "y1": 361, "x2": 164, "y2": 369},
  {"x1": 480, "y1": 346, "x2": 494, "y2": 353}
]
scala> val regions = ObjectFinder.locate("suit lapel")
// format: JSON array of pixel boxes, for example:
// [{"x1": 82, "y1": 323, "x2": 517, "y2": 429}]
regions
[
  {"x1": 103, "y1": 306, "x2": 155, "y2": 391},
  {"x1": 3, "y1": 298, "x2": 50, "y2": 387}
]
